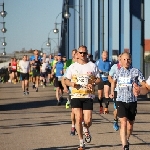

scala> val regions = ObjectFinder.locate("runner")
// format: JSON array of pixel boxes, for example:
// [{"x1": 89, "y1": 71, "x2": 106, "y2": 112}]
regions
[
  {"x1": 40, "y1": 58, "x2": 49, "y2": 88},
  {"x1": 19, "y1": 55, "x2": 30, "y2": 96},
  {"x1": 31, "y1": 55, "x2": 41, "y2": 92},
  {"x1": 109, "y1": 52, "x2": 146, "y2": 150},
  {"x1": 11, "y1": 58, "x2": 17, "y2": 84},
  {"x1": 30, "y1": 49, "x2": 41, "y2": 89},
  {"x1": 65, "y1": 45, "x2": 100, "y2": 150},
  {"x1": 61, "y1": 49, "x2": 78, "y2": 136},
  {"x1": 96, "y1": 51, "x2": 111, "y2": 114},
  {"x1": 8, "y1": 58, "x2": 13, "y2": 83},
  {"x1": 52, "y1": 53, "x2": 64, "y2": 105},
  {"x1": 108, "y1": 55, "x2": 121, "y2": 131}
]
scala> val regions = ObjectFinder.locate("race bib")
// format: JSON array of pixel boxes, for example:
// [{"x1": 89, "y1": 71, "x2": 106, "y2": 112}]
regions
[
  {"x1": 12, "y1": 66, "x2": 16, "y2": 69},
  {"x1": 101, "y1": 72, "x2": 109, "y2": 77},
  {"x1": 118, "y1": 77, "x2": 132, "y2": 87},
  {"x1": 76, "y1": 75, "x2": 89, "y2": 86}
]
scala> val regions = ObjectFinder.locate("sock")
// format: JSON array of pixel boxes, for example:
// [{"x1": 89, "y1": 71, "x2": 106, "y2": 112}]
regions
[
  {"x1": 71, "y1": 124, "x2": 75, "y2": 128},
  {"x1": 98, "y1": 98, "x2": 103, "y2": 107},
  {"x1": 79, "y1": 139, "x2": 84, "y2": 147},
  {"x1": 105, "y1": 98, "x2": 110, "y2": 108}
]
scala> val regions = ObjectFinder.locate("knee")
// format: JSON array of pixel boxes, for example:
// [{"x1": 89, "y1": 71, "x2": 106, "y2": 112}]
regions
[{"x1": 84, "y1": 117, "x2": 92, "y2": 127}]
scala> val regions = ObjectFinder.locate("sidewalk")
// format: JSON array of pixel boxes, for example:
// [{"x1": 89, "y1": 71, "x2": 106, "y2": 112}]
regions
[{"x1": 0, "y1": 83, "x2": 150, "y2": 150}]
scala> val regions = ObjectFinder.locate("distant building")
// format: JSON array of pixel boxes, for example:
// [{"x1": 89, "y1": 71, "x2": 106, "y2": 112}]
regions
[{"x1": 145, "y1": 39, "x2": 150, "y2": 56}]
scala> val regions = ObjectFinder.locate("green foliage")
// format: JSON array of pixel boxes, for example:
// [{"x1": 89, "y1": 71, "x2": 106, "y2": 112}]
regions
[{"x1": 145, "y1": 54, "x2": 150, "y2": 62}]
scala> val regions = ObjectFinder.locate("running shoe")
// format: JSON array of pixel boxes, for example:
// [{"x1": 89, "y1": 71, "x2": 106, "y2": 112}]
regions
[
  {"x1": 23, "y1": 92, "x2": 26, "y2": 96},
  {"x1": 103, "y1": 108, "x2": 109, "y2": 114},
  {"x1": 113, "y1": 120, "x2": 119, "y2": 131},
  {"x1": 123, "y1": 145, "x2": 129, "y2": 150},
  {"x1": 100, "y1": 106, "x2": 103, "y2": 114},
  {"x1": 26, "y1": 91, "x2": 29, "y2": 95},
  {"x1": 36, "y1": 88, "x2": 38, "y2": 92},
  {"x1": 32, "y1": 84, "x2": 35, "y2": 89},
  {"x1": 78, "y1": 143, "x2": 85, "y2": 150},
  {"x1": 57, "y1": 101, "x2": 61, "y2": 106},
  {"x1": 70, "y1": 127, "x2": 76, "y2": 136}
]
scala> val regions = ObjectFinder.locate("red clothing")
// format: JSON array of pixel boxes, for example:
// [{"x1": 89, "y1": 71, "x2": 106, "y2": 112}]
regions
[{"x1": 11, "y1": 61, "x2": 17, "y2": 71}]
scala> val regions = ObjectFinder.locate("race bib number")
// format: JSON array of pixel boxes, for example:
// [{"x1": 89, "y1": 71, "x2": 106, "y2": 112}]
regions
[
  {"x1": 118, "y1": 77, "x2": 132, "y2": 87},
  {"x1": 76, "y1": 75, "x2": 89, "y2": 86}
]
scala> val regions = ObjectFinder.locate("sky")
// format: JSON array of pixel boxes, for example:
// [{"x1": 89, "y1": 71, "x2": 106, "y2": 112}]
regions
[
  {"x1": 2, "y1": 0, "x2": 63, "y2": 54},
  {"x1": 1, "y1": 0, "x2": 150, "y2": 55}
]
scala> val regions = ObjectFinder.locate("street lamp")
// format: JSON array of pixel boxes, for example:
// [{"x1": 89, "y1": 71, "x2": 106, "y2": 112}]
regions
[
  {"x1": 46, "y1": 38, "x2": 58, "y2": 55},
  {"x1": 63, "y1": 3, "x2": 83, "y2": 46},
  {"x1": 0, "y1": 3, "x2": 7, "y2": 18},
  {"x1": 0, "y1": 37, "x2": 6, "y2": 46},
  {"x1": 0, "y1": 22, "x2": 7, "y2": 33},
  {"x1": 0, "y1": 47, "x2": 6, "y2": 55}
]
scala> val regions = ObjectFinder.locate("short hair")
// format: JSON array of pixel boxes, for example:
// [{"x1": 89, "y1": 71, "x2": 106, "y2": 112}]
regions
[
  {"x1": 72, "y1": 49, "x2": 77, "y2": 53},
  {"x1": 121, "y1": 52, "x2": 132, "y2": 58},
  {"x1": 78, "y1": 45, "x2": 87, "y2": 50}
]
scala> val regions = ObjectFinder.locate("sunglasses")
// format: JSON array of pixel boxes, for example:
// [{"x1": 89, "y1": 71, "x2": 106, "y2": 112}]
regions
[{"x1": 78, "y1": 51, "x2": 87, "y2": 55}]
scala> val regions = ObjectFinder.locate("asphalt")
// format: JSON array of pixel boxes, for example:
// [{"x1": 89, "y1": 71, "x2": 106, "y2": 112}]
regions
[{"x1": 0, "y1": 82, "x2": 150, "y2": 150}]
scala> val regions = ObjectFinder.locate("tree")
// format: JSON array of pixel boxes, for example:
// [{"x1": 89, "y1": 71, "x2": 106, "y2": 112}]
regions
[{"x1": 145, "y1": 54, "x2": 150, "y2": 62}]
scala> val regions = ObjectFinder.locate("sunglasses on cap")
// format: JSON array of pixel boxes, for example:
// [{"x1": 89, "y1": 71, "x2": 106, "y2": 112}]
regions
[{"x1": 78, "y1": 51, "x2": 87, "y2": 55}]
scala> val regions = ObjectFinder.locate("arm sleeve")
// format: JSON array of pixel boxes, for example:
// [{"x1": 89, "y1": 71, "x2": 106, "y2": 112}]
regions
[
  {"x1": 109, "y1": 64, "x2": 116, "y2": 77},
  {"x1": 65, "y1": 66, "x2": 72, "y2": 80}
]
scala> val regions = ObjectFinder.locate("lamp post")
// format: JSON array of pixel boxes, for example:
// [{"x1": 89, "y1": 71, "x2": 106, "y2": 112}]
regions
[
  {"x1": 63, "y1": 3, "x2": 83, "y2": 46},
  {"x1": 0, "y1": 47, "x2": 6, "y2": 55},
  {"x1": 46, "y1": 38, "x2": 58, "y2": 55},
  {"x1": 0, "y1": 2, "x2": 7, "y2": 55}
]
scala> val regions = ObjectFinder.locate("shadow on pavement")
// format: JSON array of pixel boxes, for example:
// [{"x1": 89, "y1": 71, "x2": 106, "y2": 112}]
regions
[{"x1": 0, "y1": 99, "x2": 64, "y2": 111}]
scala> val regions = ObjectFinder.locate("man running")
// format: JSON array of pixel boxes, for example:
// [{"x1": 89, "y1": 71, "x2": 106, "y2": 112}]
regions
[
  {"x1": 109, "y1": 52, "x2": 146, "y2": 150},
  {"x1": 52, "y1": 53, "x2": 64, "y2": 106},
  {"x1": 108, "y1": 55, "x2": 121, "y2": 131},
  {"x1": 19, "y1": 55, "x2": 30, "y2": 95},
  {"x1": 96, "y1": 51, "x2": 111, "y2": 114},
  {"x1": 65, "y1": 45, "x2": 100, "y2": 150}
]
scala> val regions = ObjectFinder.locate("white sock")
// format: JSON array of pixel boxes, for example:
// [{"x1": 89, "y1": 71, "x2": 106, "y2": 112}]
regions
[
  {"x1": 72, "y1": 124, "x2": 75, "y2": 128},
  {"x1": 80, "y1": 139, "x2": 84, "y2": 147}
]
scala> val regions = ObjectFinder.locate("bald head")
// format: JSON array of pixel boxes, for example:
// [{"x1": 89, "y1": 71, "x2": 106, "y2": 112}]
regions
[{"x1": 120, "y1": 52, "x2": 131, "y2": 68}]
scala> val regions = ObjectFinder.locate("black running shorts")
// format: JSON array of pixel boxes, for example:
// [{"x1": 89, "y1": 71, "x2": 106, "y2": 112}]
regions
[
  {"x1": 116, "y1": 101, "x2": 137, "y2": 121},
  {"x1": 71, "y1": 98, "x2": 93, "y2": 110},
  {"x1": 20, "y1": 73, "x2": 29, "y2": 80},
  {"x1": 98, "y1": 80, "x2": 111, "y2": 90}
]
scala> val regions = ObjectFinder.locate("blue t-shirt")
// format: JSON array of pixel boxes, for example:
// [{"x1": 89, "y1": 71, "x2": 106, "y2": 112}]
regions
[
  {"x1": 96, "y1": 59, "x2": 111, "y2": 81},
  {"x1": 55, "y1": 61, "x2": 64, "y2": 77},
  {"x1": 30, "y1": 55, "x2": 41, "y2": 61}
]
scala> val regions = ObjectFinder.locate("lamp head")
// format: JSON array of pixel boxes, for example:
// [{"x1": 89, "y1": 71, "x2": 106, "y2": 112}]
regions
[
  {"x1": 53, "y1": 28, "x2": 59, "y2": 33},
  {"x1": 64, "y1": 11, "x2": 71, "y2": 19},
  {"x1": 0, "y1": 11, "x2": 7, "y2": 17}
]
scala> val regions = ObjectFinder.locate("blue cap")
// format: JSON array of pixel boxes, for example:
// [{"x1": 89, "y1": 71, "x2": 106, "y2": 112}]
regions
[{"x1": 58, "y1": 53, "x2": 61, "y2": 56}]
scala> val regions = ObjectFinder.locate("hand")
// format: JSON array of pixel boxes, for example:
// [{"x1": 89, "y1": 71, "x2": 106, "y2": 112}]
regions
[
  {"x1": 63, "y1": 87, "x2": 69, "y2": 93},
  {"x1": 133, "y1": 83, "x2": 140, "y2": 97},
  {"x1": 109, "y1": 92, "x2": 114, "y2": 99},
  {"x1": 87, "y1": 84, "x2": 93, "y2": 91}
]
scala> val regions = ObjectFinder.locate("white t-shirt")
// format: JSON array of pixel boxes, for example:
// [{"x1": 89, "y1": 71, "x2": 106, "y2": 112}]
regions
[
  {"x1": 41, "y1": 62, "x2": 48, "y2": 72},
  {"x1": 66, "y1": 61, "x2": 100, "y2": 99},
  {"x1": 19, "y1": 60, "x2": 30, "y2": 73},
  {"x1": 146, "y1": 76, "x2": 150, "y2": 85}
]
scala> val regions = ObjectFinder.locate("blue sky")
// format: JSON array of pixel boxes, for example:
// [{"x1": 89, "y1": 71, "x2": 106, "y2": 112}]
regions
[
  {"x1": 3, "y1": 0, "x2": 63, "y2": 54},
  {"x1": 1, "y1": 0, "x2": 150, "y2": 54}
]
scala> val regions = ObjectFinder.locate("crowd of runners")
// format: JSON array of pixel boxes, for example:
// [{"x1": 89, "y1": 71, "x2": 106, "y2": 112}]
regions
[{"x1": 5, "y1": 47, "x2": 150, "y2": 150}]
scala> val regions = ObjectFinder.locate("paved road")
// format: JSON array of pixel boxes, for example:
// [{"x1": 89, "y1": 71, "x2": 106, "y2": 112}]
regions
[{"x1": 0, "y1": 83, "x2": 150, "y2": 150}]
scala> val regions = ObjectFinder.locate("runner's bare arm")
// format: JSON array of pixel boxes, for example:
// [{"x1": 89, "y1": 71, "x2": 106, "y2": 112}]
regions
[
  {"x1": 108, "y1": 75, "x2": 113, "y2": 84},
  {"x1": 109, "y1": 79, "x2": 117, "y2": 98}
]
